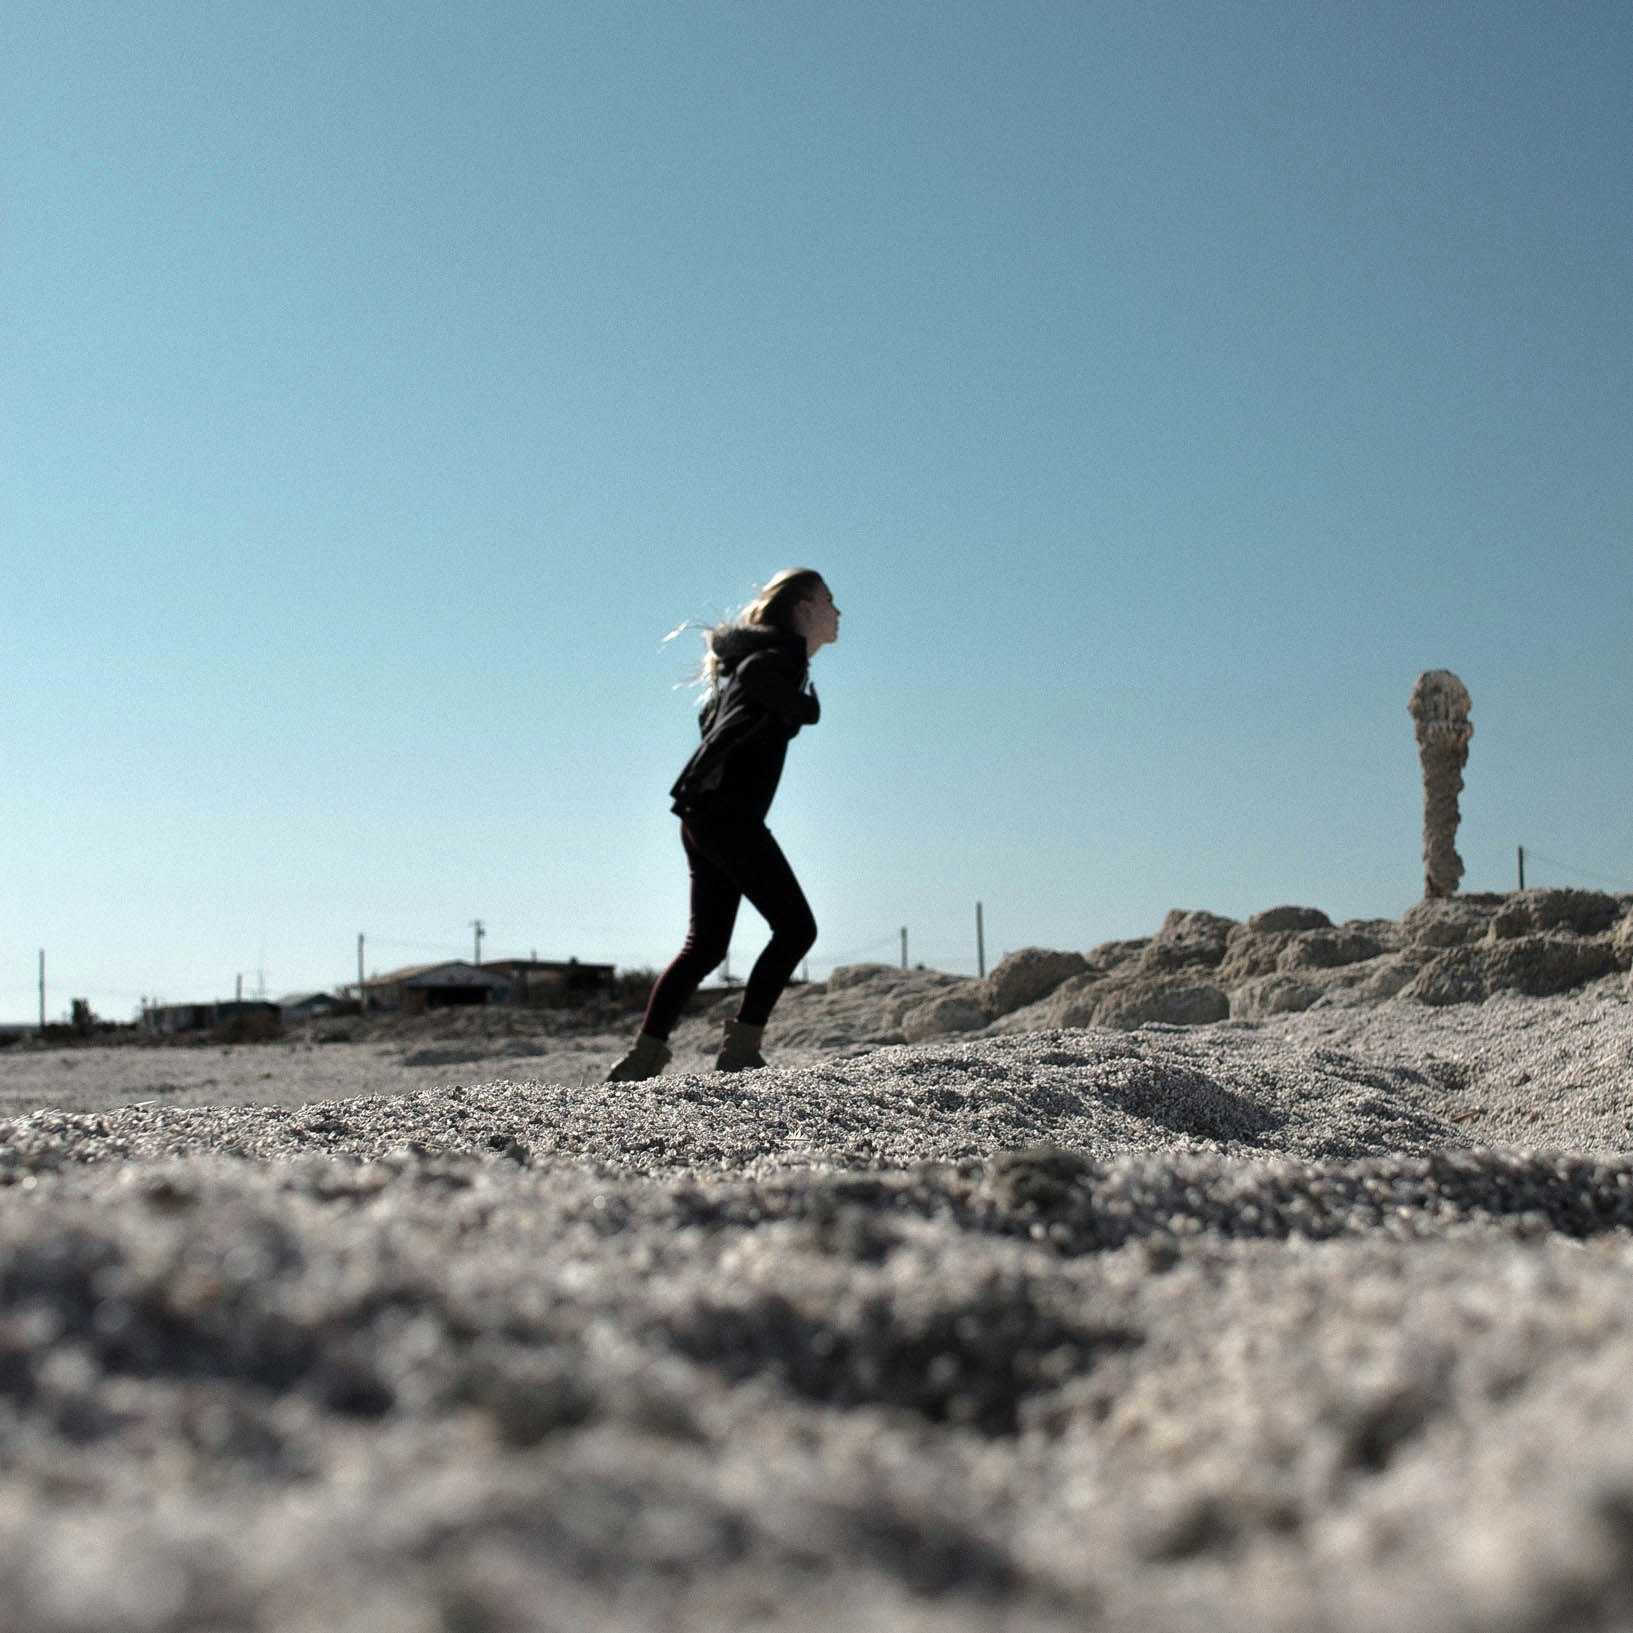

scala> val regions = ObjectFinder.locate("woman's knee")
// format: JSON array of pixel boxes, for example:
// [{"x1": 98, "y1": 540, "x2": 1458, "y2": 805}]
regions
[
  {"x1": 779, "y1": 908, "x2": 818, "y2": 960},
  {"x1": 678, "y1": 933, "x2": 732, "y2": 975}
]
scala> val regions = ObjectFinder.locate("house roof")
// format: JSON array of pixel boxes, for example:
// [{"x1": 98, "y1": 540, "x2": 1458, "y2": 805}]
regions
[
  {"x1": 483, "y1": 958, "x2": 616, "y2": 976},
  {"x1": 364, "y1": 963, "x2": 440, "y2": 985},
  {"x1": 397, "y1": 961, "x2": 510, "y2": 989},
  {"x1": 359, "y1": 958, "x2": 613, "y2": 990}
]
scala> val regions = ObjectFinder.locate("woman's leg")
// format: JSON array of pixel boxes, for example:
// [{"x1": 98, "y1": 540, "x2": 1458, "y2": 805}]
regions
[
  {"x1": 684, "y1": 815, "x2": 817, "y2": 1028},
  {"x1": 639, "y1": 824, "x2": 742, "y2": 1042}
]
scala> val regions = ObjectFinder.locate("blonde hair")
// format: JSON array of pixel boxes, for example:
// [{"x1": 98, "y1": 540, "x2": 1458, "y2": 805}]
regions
[
  {"x1": 741, "y1": 567, "x2": 825, "y2": 633},
  {"x1": 696, "y1": 568, "x2": 826, "y2": 693}
]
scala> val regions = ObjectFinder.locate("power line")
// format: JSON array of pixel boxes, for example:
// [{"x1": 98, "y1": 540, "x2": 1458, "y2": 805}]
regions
[{"x1": 1520, "y1": 849, "x2": 1632, "y2": 890}]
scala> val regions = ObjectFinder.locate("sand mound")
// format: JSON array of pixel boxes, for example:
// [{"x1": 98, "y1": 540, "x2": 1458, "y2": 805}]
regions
[
  {"x1": 0, "y1": 1029, "x2": 1464, "y2": 1178},
  {"x1": 772, "y1": 889, "x2": 1633, "y2": 1048}
]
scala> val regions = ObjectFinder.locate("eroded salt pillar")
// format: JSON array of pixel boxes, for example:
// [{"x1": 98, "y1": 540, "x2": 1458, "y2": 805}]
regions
[{"x1": 1408, "y1": 670, "x2": 1473, "y2": 898}]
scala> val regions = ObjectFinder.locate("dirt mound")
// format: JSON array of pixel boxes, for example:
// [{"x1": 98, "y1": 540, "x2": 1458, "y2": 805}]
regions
[{"x1": 791, "y1": 890, "x2": 1633, "y2": 1047}]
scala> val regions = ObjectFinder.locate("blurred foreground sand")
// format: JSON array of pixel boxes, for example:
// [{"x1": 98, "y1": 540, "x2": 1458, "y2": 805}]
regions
[{"x1": 0, "y1": 917, "x2": 1631, "y2": 1631}]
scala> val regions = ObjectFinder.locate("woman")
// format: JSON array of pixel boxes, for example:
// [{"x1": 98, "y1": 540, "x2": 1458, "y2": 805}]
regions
[{"x1": 608, "y1": 569, "x2": 841, "y2": 1080}]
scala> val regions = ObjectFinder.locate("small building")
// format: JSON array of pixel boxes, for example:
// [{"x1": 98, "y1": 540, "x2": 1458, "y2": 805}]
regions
[
  {"x1": 354, "y1": 957, "x2": 617, "y2": 1011},
  {"x1": 142, "y1": 1000, "x2": 281, "y2": 1036},
  {"x1": 356, "y1": 962, "x2": 513, "y2": 1012},
  {"x1": 275, "y1": 991, "x2": 337, "y2": 1023},
  {"x1": 483, "y1": 958, "x2": 617, "y2": 1006}
]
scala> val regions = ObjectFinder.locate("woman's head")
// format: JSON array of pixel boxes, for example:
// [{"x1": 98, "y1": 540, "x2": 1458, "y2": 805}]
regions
[
  {"x1": 691, "y1": 569, "x2": 839, "y2": 692},
  {"x1": 742, "y1": 568, "x2": 822, "y2": 630},
  {"x1": 742, "y1": 568, "x2": 840, "y2": 657}
]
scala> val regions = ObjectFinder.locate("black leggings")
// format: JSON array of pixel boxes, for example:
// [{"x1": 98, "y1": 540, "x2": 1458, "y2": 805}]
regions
[{"x1": 641, "y1": 812, "x2": 817, "y2": 1041}]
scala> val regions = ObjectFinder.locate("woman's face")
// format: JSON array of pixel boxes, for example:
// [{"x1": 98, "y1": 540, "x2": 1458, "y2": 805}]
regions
[{"x1": 794, "y1": 582, "x2": 840, "y2": 652}]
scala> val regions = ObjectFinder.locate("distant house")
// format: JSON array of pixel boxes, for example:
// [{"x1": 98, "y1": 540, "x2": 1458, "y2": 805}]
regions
[
  {"x1": 353, "y1": 957, "x2": 617, "y2": 1012},
  {"x1": 275, "y1": 992, "x2": 336, "y2": 1023},
  {"x1": 355, "y1": 961, "x2": 513, "y2": 1012},
  {"x1": 483, "y1": 958, "x2": 617, "y2": 1006},
  {"x1": 142, "y1": 1000, "x2": 280, "y2": 1036}
]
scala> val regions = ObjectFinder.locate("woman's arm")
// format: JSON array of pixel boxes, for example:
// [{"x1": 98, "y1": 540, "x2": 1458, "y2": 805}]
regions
[{"x1": 734, "y1": 651, "x2": 821, "y2": 727}]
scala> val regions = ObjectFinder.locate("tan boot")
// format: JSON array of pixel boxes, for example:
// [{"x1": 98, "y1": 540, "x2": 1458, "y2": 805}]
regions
[
  {"x1": 714, "y1": 1018, "x2": 766, "y2": 1073},
  {"x1": 606, "y1": 1031, "x2": 671, "y2": 1083}
]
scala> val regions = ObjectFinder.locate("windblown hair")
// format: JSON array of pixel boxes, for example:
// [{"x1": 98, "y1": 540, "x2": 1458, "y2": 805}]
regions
[{"x1": 690, "y1": 568, "x2": 825, "y2": 695}]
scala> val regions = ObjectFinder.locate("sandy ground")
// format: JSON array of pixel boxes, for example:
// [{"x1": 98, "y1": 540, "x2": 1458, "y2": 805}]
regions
[{"x1": 1, "y1": 974, "x2": 1632, "y2": 1631}]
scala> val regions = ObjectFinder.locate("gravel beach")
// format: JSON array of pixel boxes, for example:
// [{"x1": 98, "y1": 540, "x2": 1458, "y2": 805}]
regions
[{"x1": 1, "y1": 953, "x2": 1631, "y2": 1631}]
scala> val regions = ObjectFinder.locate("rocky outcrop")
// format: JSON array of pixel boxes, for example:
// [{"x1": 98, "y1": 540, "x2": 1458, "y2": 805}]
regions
[
  {"x1": 1215, "y1": 909, "x2": 1337, "y2": 983},
  {"x1": 1614, "y1": 910, "x2": 1633, "y2": 969},
  {"x1": 1392, "y1": 889, "x2": 1625, "y2": 1007},
  {"x1": 1486, "y1": 888, "x2": 1620, "y2": 939},
  {"x1": 1217, "y1": 931, "x2": 1290, "y2": 984},
  {"x1": 1228, "y1": 973, "x2": 1325, "y2": 1020},
  {"x1": 1086, "y1": 978, "x2": 1230, "y2": 1029},
  {"x1": 1246, "y1": 906, "x2": 1333, "y2": 935},
  {"x1": 978, "y1": 948, "x2": 1090, "y2": 1017},
  {"x1": 1347, "y1": 950, "x2": 1438, "y2": 1001},
  {"x1": 1404, "y1": 934, "x2": 1621, "y2": 1007},
  {"x1": 900, "y1": 991, "x2": 987, "y2": 1042},
  {"x1": 824, "y1": 963, "x2": 900, "y2": 991},
  {"x1": 1400, "y1": 894, "x2": 1507, "y2": 947},
  {"x1": 772, "y1": 893, "x2": 1633, "y2": 1048},
  {"x1": 1135, "y1": 910, "x2": 1237, "y2": 975},
  {"x1": 1081, "y1": 939, "x2": 1151, "y2": 978},
  {"x1": 1014, "y1": 972, "x2": 1107, "y2": 1031},
  {"x1": 1276, "y1": 928, "x2": 1387, "y2": 971},
  {"x1": 1408, "y1": 670, "x2": 1474, "y2": 899},
  {"x1": 775, "y1": 964, "x2": 973, "y2": 1049}
]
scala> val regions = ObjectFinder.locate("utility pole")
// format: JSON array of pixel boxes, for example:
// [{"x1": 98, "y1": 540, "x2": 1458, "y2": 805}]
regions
[
  {"x1": 357, "y1": 934, "x2": 365, "y2": 1010},
  {"x1": 235, "y1": 974, "x2": 243, "y2": 1003},
  {"x1": 900, "y1": 926, "x2": 908, "y2": 970},
  {"x1": 471, "y1": 920, "x2": 485, "y2": 965},
  {"x1": 976, "y1": 902, "x2": 986, "y2": 979},
  {"x1": 1517, "y1": 846, "x2": 1526, "y2": 890}
]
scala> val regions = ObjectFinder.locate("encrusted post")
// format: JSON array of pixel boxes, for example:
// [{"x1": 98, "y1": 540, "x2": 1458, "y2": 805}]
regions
[{"x1": 1408, "y1": 670, "x2": 1473, "y2": 899}]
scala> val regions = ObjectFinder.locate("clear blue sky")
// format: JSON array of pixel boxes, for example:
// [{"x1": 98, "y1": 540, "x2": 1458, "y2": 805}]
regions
[{"x1": 3, "y1": 2, "x2": 1629, "y2": 1022}]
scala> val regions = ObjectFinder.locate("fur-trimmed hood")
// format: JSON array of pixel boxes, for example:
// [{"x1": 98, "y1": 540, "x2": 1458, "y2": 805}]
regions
[{"x1": 707, "y1": 622, "x2": 806, "y2": 675}]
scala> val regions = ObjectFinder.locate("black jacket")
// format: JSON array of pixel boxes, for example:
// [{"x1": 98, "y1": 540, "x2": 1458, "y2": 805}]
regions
[{"x1": 670, "y1": 625, "x2": 820, "y2": 821}]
